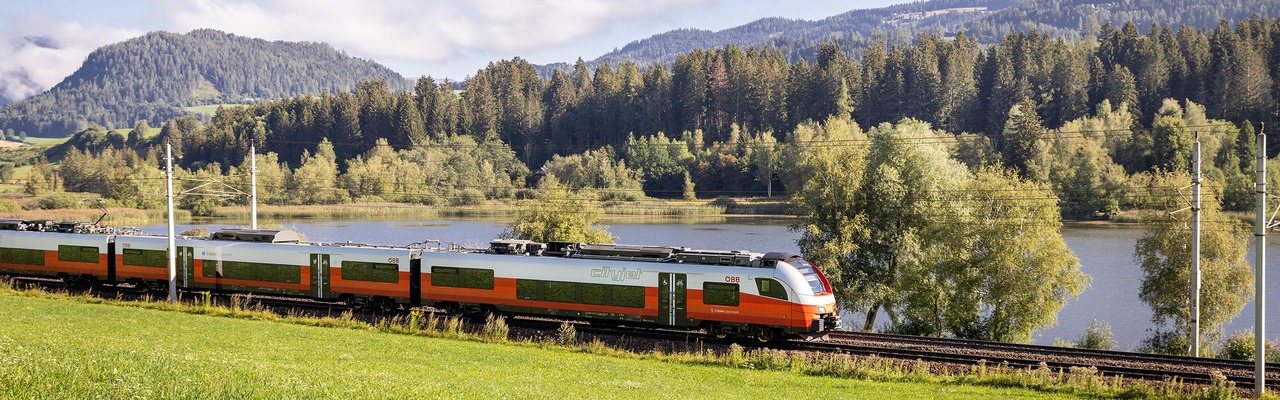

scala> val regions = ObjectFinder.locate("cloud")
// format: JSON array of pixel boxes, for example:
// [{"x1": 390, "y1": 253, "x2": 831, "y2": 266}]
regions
[
  {"x1": 151, "y1": 0, "x2": 702, "y2": 62},
  {"x1": 0, "y1": 14, "x2": 139, "y2": 103},
  {"x1": 0, "y1": 0, "x2": 704, "y2": 103}
]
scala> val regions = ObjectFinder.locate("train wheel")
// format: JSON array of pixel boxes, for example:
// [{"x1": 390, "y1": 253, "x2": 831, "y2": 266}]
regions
[
  {"x1": 751, "y1": 327, "x2": 777, "y2": 343},
  {"x1": 704, "y1": 323, "x2": 731, "y2": 341}
]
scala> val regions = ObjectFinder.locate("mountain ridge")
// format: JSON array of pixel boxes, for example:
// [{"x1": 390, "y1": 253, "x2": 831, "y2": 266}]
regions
[{"x1": 0, "y1": 29, "x2": 410, "y2": 137}]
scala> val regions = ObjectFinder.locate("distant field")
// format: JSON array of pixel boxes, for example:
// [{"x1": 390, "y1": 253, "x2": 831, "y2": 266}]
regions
[
  {"x1": 0, "y1": 293, "x2": 1073, "y2": 399},
  {"x1": 185, "y1": 103, "x2": 244, "y2": 116},
  {"x1": 21, "y1": 136, "x2": 69, "y2": 146}
]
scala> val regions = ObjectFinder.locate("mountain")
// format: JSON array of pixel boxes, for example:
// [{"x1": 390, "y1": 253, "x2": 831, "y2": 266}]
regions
[
  {"x1": 541, "y1": 0, "x2": 1280, "y2": 75},
  {"x1": 0, "y1": 29, "x2": 410, "y2": 137}
]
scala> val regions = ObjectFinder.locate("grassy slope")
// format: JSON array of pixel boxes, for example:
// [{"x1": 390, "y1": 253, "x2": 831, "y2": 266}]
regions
[
  {"x1": 185, "y1": 104, "x2": 243, "y2": 116},
  {"x1": 19, "y1": 137, "x2": 68, "y2": 146},
  {"x1": 0, "y1": 294, "x2": 1069, "y2": 399}
]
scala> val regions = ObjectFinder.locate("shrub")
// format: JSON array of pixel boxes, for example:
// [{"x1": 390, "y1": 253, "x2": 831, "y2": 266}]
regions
[
  {"x1": 481, "y1": 313, "x2": 508, "y2": 341},
  {"x1": 35, "y1": 193, "x2": 84, "y2": 210},
  {"x1": 0, "y1": 199, "x2": 19, "y2": 212},
  {"x1": 451, "y1": 188, "x2": 486, "y2": 206},
  {"x1": 556, "y1": 321, "x2": 578, "y2": 345},
  {"x1": 413, "y1": 193, "x2": 443, "y2": 206},
  {"x1": 1220, "y1": 331, "x2": 1280, "y2": 362},
  {"x1": 1074, "y1": 320, "x2": 1117, "y2": 350},
  {"x1": 598, "y1": 188, "x2": 640, "y2": 201}
]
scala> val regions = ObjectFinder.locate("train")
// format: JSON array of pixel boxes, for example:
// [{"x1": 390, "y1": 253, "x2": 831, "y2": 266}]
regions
[{"x1": 0, "y1": 218, "x2": 840, "y2": 341}]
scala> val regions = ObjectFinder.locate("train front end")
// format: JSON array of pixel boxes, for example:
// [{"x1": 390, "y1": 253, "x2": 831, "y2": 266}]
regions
[{"x1": 766, "y1": 252, "x2": 840, "y2": 333}]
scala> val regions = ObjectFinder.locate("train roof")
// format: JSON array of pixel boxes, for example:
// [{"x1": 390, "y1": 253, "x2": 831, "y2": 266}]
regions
[{"x1": 210, "y1": 229, "x2": 300, "y2": 243}]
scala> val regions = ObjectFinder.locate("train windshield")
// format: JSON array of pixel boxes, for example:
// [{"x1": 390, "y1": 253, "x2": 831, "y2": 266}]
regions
[{"x1": 789, "y1": 259, "x2": 830, "y2": 295}]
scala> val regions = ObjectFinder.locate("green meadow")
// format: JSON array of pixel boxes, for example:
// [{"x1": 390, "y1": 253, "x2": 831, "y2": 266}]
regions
[{"x1": 0, "y1": 292, "x2": 1099, "y2": 399}]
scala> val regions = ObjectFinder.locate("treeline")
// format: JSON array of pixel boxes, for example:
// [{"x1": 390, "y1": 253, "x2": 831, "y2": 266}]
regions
[
  {"x1": 0, "y1": 29, "x2": 409, "y2": 137},
  {"x1": 565, "y1": 0, "x2": 1279, "y2": 80},
  {"x1": 26, "y1": 17, "x2": 1280, "y2": 220},
  {"x1": 968, "y1": 0, "x2": 1280, "y2": 42},
  {"x1": 151, "y1": 18, "x2": 1280, "y2": 166}
]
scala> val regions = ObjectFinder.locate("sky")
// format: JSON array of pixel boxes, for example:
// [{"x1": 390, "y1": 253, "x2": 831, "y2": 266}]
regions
[{"x1": 0, "y1": 0, "x2": 914, "y2": 102}]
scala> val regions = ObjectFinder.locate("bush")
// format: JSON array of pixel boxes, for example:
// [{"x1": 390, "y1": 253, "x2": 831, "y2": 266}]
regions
[
  {"x1": 1137, "y1": 330, "x2": 1188, "y2": 355},
  {"x1": 35, "y1": 193, "x2": 85, "y2": 210},
  {"x1": 481, "y1": 313, "x2": 508, "y2": 341},
  {"x1": 450, "y1": 188, "x2": 486, "y2": 206},
  {"x1": 0, "y1": 199, "x2": 19, "y2": 212},
  {"x1": 598, "y1": 188, "x2": 640, "y2": 202},
  {"x1": 710, "y1": 196, "x2": 736, "y2": 207},
  {"x1": 412, "y1": 193, "x2": 442, "y2": 206},
  {"x1": 1220, "y1": 331, "x2": 1280, "y2": 362},
  {"x1": 514, "y1": 188, "x2": 538, "y2": 200},
  {"x1": 1074, "y1": 320, "x2": 1117, "y2": 350},
  {"x1": 556, "y1": 321, "x2": 578, "y2": 346}
]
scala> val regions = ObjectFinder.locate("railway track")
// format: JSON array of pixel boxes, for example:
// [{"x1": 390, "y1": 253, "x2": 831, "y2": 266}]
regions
[
  {"x1": 790, "y1": 330, "x2": 1278, "y2": 390},
  {"x1": 10, "y1": 277, "x2": 1277, "y2": 393}
]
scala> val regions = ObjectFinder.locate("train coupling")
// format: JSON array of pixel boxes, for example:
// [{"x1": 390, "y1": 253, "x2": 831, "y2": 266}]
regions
[{"x1": 811, "y1": 313, "x2": 841, "y2": 332}]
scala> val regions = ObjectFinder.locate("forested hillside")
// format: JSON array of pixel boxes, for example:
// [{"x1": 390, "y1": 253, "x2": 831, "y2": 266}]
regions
[
  {"x1": 39, "y1": 17, "x2": 1280, "y2": 221},
  {"x1": 547, "y1": 0, "x2": 1280, "y2": 74},
  {"x1": 0, "y1": 29, "x2": 409, "y2": 137}
]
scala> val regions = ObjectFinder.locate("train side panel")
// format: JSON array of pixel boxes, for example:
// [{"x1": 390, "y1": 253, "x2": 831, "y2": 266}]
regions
[
  {"x1": 113, "y1": 235, "x2": 172, "y2": 282},
  {"x1": 325, "y1": 246, "x2": 417, "y2": 303},
  {"x1": 418, "y1": 252, "x2": 819, "y2": 333},
  {"x1": 0, "y1": 231, "x2": 109, "y2": 279},
  {"x1": 187, "y1": 241, "x2": 314, "y2": 296}
]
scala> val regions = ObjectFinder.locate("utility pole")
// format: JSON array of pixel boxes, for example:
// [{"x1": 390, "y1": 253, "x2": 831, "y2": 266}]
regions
[
  {"x1": 165, "y1": 142, "x2": 177, "y2": 304},
  {"x1": 250, "y1": 140, "x2": 258, "y2": 230},
  {"x1": 1255, "y1": 123, "x2": 1267, "y2": 398},
  {"x1": 1191, "y1": 131, "x2": 1202, "y2": 357}
]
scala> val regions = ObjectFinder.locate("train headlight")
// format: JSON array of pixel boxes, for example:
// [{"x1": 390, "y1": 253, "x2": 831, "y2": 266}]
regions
[{"x1": 818, "y1": 307, "x2": 827, "y2": 314}]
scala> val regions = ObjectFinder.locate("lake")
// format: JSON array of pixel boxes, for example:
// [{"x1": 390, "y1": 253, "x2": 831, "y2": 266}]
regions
[{"x1": 140, "y1": 216, "x2": 1279, "y2": 350}]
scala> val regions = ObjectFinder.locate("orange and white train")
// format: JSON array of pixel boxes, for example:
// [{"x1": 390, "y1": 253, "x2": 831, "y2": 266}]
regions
[{"x1": 0, "y1": 219, "x2": 840, "y2": 340}]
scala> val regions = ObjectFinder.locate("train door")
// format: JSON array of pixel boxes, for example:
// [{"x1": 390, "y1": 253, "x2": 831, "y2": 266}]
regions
[
  {"x1": 409, "y1": 258, "x2": 421, "y2": 307},
  {"x1": 106, "y1": 240, "x2": 116, "y2": 283},
  {"x1": 178, "y1": 246, "x2": 194, "y2": 287},
  {"x1": 309, "y1": 254, "x2": 330, "y2": 298},
  {"x1": 658, "y1": 273, "x2": 687, "y2": 326}
]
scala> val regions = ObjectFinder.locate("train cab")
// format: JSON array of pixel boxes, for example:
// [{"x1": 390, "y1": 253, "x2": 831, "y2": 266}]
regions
[{"x1": 764, "y1": 252, "x2": 841, "y2": 333}]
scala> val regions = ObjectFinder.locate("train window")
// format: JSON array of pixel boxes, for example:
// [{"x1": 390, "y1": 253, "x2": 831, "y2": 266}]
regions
[
  {"x1": 514, "y1": 279, "x2": 645, "y2": 308},
  {"x1": 581, "y1": 283, "x2": 607, "y2": 305},
  {"x1": 790, "y1": 259, "x2": 829, "y2": 295},
  {"x1": 57, "y1": 245, "x2": 99, "y2": 263},
  {"x1": 756, "y1": 278, "x2": 788, "y2": 300},
  {"x1": 341, "y1": 261, "x2": 399, "y2": 283},
  {"x1": 431, "y1": 267, "x2": 459, "y2": 287},
  {"x1": 546, "y1": 281, "x2": 578, "y2": 303},
  {"x1": 516, "y1": 279, "x2": 543, "y2": 300},
  {"x1": 202, "y1": 261, "x2": 301, "y2": 283},
  {"x1": 703, "y1": 282, "x2": 739, "y2": 306},
  {"x1": 462, "y1": 268, "x2": 494, "y2": 290},
  {"x1": 0, "y1": 247, "x2": 44, "y2": 266},
  {"x1": 610, "y1": 285, "x2": 645, "y2": 308},
  {"x1": 122, "y1": 249, "x2": 167, "y2": 268},
  {"x1": 431, "y1": 266, "x2": 494, "y2": 290}
]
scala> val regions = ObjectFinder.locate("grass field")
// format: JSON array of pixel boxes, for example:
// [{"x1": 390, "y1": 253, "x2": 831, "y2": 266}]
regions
[
  {"x1": 185, "y1": 103, "x2": 244, "y2": 116},
  {"x1": 20, "y1": 136, "x2": 69, "y2": 146},
  {"x1": 108, "y1": 126, "x2": 160, "y2": 138},
  {"x1": 0, "y1": 293, "x2": 1086, "y2": 399}
]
